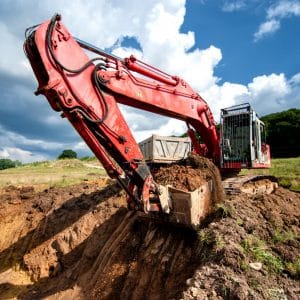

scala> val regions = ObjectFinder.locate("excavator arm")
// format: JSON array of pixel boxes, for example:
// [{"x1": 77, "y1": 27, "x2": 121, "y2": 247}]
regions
[{"x1": 24, "y1": 14, "x2": 220, "y2": 217}]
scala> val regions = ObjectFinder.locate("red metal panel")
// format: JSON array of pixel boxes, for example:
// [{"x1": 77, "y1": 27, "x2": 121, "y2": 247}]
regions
[{"x1": 27, "y1": 19, "x2": 145, "y2": 171}]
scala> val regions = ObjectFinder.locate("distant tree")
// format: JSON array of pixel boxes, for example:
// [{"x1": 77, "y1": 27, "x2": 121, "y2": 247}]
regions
[
  {"x1": 0, "y1": 159, "x2": 17, "y2": 170},
  {"x1": 58, "y1": 149, "x2": 77, "y2": 159},
  {"x1": 261, "y1": 108, "x2": 300, "y2": 158}
]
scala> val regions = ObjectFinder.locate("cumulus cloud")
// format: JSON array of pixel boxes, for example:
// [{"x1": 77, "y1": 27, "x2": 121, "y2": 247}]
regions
[
  {"x1": 134, "y1": 118, "x2": 187, "y2": 142},
  {"x1": 248, "y1": 73, "x2": 292, "y2": 113},
  {"x1": 254, "y1": 0, "x2": 300, "y2": 41},
  {"x1": 201, "y1": 72, "x2": 299, "y2": 119}
]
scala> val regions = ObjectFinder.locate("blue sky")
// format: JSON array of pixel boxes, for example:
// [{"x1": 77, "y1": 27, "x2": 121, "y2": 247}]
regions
[
  {"x1": 0, "y1": 0, "x2": 299, "y2": 162},
  {"x1": 182, "y1": 1, "x2": 300, "y2": 84}
]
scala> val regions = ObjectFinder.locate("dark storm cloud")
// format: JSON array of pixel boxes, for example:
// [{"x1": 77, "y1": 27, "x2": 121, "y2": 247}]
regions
[{"x1": 0, "y1": 70, "x2": 79, "y2": 143}]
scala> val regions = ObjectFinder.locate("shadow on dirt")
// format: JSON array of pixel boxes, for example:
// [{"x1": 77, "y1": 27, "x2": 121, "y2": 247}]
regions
[
  {"x1": 0, "y1": 183, "x2": 122, "y2": 275},
  {"x1": 1, "y1": 209, "x2": 201, "y2": 300}
]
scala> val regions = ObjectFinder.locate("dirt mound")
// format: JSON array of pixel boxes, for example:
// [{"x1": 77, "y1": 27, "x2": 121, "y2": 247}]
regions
[{"x1": 0, "y1": 179, "x2": 299, "y2": 299}]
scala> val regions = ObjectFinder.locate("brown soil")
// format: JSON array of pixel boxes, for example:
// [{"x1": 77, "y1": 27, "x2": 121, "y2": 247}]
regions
[
  {"x1": 154, "y1": 153, "x2": 224, "y2": 206},
  {"x1": 0, "y1": 175, "x2": 299, "y2": 299}
]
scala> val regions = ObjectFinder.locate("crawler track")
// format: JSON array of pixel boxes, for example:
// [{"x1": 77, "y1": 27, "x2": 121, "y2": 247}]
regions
[{"x1": 222, "y1": 175, "x2": 278, "y2": 195}]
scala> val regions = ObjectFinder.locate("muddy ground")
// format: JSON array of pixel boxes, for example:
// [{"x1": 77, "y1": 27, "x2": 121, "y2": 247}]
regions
[{"x1": 0, "y1": 173, "x2": 299, "y2": 299}]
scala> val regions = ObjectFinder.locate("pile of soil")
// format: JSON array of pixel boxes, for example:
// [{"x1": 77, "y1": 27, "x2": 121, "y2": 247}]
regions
[
  {"x1": 154, "y1": 154, "x2": 224, "y2": 206},
  {"x1": 0, "y1": 174, "x2": 299, "y2": 299},
  {"x1": 154, "y1": 164, "x2": 207, "y2": 191}
]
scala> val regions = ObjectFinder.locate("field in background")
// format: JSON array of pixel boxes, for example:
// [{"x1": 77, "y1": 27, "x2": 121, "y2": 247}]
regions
[
  {"x1": 0, "y1": 157, "x2": 299, "y2": 192},
  {"x1": 0, "y1": 158, "x2": 106, "y2": 191},
  {"x1": 241, "y1": 157, "x2": 300, "y2": 192}
]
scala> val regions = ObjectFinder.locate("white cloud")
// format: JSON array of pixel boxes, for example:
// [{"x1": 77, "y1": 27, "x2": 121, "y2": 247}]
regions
[
  {"x1": 112, "y1": 47, "x2": 143, "y2": 60},
  {"x1": 247, "y1": 73, "x2": 292, "y2": 113},
  {"x1": 134, "y1": 118, "x2": 187, "y2": 142},
  {"x1": 0, "y1": 125, "x2": 92, "y2": 162},
  {"x1": 73, "y1": 141, "x2": 89, "y2": 152},
  {"x1": 0, "y1": 126, "x2": 63, "y2": 151},
  {"x1": 0, "y1": 22, "x2": 32, "y2": 78},
  {"x1": 200, "y1": 72, "x2": 299, "y2": 119},
  {"x1": 248, "y1": 73, "x2": 290, "y2": 99},
  {"x1": 207, "y1": 73, "x2": 299, "y2": 118},
  {"x1": 254, "y1": 0, "x2": 300, "y2": 41},
  {"x1": 202, "y1": 82, "x2": 249, "y2": 118},
  {"x1": 222, "y1": 1, "x2": 247, "y2": 12},
  {"x1": 254, "y1": 19, "x2": 281, "y2": 41},
  {"x1": 290, "y1": 72, "x2": 300, "y2": 85},
  {"x1": 0, "y1": 147, "x2": 47, "y2": 163},
  {"x1": 267, "y1": 0, "x2": 300, "y2": 18}
]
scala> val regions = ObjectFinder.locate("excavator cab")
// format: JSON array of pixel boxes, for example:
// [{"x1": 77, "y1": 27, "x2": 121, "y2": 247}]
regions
[{"x1": 220, "y1": 103, "x2": 271, "y2": 169}]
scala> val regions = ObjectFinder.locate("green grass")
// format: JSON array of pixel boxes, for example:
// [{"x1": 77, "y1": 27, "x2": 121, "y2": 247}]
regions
[
  {"x1": 241, "y1": 157, "x2": 300, "y2": 192},
  {"x1": 0, "y1": 158, "x2": 106, "y2": 189},
  {"x1": 285, "y1": 258, "x2": 300, "y2": 279},
  {"x1": 241, "y1": 236, "x2": 284, "y2": 274},
  {"x1": 272, "y1": 230, "x2": 298, "y2": 244}
]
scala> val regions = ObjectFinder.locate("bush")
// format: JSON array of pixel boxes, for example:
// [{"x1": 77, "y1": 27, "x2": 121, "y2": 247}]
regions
[
  {"x1": 58, "y1": 149, "x2": 77, "y2": 159},
  {"x1": 0, "y1": 159, "x2": 20, "y2": 170}
]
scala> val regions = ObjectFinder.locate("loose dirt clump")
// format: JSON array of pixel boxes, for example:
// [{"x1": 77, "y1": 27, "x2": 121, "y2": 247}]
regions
[
  {"x1": 154, "y1": 164, "x2": 206, "y2": 191},
  {"x1": 0, "y1": 176, "x2": 299, "y2": 299}
]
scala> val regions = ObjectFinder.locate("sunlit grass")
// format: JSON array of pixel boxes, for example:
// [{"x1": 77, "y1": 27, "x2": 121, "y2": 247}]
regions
[
  {"x1": 241, "y1": 157, "x2": 300, "y2": 192},
  {"x1": 0, "y1": 159, "x2": 106, "y2": 189}
]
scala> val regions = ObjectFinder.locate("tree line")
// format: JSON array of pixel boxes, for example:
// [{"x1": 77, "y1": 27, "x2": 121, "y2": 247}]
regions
[{"x1": 261, "y1": 108, "x2": 300, "y2": 158}]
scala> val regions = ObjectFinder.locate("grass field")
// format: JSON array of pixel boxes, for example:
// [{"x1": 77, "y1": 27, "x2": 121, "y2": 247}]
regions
[
  {"x1": 0, "y1": 158, "x2": 106, "y2": 190},
  {"x1": 241, "y1": 157, "x2": 300, "y2": 192},
  {"x1": 0, "y1": 157, "x2": 299, "y2": 192}
]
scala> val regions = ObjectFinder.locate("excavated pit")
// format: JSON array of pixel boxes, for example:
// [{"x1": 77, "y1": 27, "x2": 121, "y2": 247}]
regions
[{"x1": 0, "y1": 168, "x2": 299, "y2": 299}]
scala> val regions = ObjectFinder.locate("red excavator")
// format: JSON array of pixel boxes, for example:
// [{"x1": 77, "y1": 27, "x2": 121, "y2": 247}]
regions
[{"x1": 24, "y1": 14, "x2": 276, "y2": 228}]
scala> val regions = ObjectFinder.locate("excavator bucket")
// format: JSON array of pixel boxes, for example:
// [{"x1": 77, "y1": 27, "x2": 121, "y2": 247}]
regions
[
  {"x1": 167, "y1": 183, "x2": 212, "y2": 228},
  {"x1": 143, "y1": 154, "x2": 225, "y2": 228},
  {"x1": 140, "y1": 182, "x2": 213, "y2": 229}
]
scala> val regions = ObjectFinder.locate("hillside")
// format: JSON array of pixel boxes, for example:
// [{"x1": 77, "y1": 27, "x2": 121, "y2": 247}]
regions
[{"x1": 0, "y1": 158, "x2": 105, "y2": 190}]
